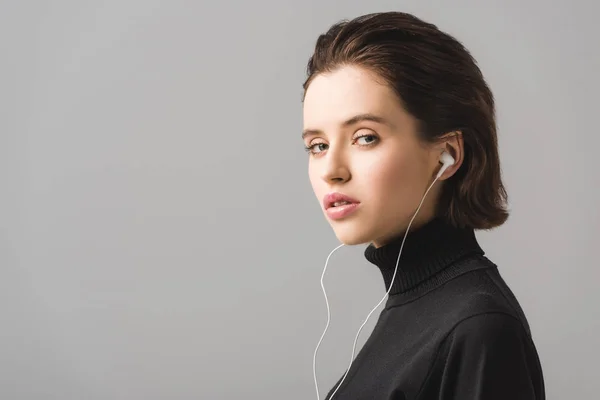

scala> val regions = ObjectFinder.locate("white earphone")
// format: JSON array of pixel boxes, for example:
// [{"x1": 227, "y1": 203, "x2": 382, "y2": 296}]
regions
[
  {"x1": 437, "y1": 150, "x2": 455, "y2": 179},
  {"x1": 313, "y1": 151, "x2": 455, "y2": 400}
]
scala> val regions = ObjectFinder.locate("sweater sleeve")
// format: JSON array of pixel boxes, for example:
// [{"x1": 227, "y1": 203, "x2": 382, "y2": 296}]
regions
[{"x1": 419, "y1": 312, "x2": 540, "y2": 400}]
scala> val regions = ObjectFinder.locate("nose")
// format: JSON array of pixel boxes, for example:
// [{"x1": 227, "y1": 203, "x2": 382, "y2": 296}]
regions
[{"x1": 320, "y1": 147, "x2": 350, "y2": 184}]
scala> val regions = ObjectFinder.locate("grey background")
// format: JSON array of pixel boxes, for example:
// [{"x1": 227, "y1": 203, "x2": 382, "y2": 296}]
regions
[{"x1": 1, "y1": 0, "x2": 598, "y2": 399}]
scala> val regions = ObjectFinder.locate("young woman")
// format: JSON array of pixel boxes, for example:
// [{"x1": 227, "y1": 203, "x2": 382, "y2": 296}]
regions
[{"x1": 302, "y1": 12, "x2": 545, "y2": 400}]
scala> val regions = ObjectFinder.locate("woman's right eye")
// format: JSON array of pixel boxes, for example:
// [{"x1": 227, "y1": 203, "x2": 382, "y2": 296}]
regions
[{"x1": 305, "y1": 143, "x2": 328, "y2": 154}]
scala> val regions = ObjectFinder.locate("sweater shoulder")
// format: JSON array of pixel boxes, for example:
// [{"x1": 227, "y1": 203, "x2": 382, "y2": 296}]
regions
[
  {"x1": 435, "y1": 256, "x2": 534, "y2": 336},
  {"x1": 387, "y1": 255, "x2": 534, "y2": 336},
  {"x1": 445, "y1": 311, "x2": 526, "y2": 344}
]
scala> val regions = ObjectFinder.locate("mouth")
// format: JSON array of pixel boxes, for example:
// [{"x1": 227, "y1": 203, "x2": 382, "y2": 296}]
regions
[
  {"x1": 323, "y1": 192, "x2": 361, "y2": 210},
  {"x1": 328, "y1": 200, "x2": 355, "y2": 209}
]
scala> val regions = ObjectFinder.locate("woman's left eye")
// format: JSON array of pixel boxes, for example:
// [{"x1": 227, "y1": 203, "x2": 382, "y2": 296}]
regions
[{"x1": 355, "y1": 135, "x2": 378, "y2": 145}]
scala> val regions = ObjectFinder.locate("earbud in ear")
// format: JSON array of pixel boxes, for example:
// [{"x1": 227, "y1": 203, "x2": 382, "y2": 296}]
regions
[{"x1": 436, "y1": 151, "x2": 455, "y2": 179}]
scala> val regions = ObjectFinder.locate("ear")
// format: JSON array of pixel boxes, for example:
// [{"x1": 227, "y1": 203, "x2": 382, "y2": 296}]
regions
[{"x1": 434, "y1": 131, "x2": 464, "y2": 181}]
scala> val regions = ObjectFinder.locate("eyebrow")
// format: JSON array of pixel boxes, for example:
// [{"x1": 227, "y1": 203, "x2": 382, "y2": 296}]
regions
[{"x1": 301, "y1": 113, "x2": 392, "y2": 140}]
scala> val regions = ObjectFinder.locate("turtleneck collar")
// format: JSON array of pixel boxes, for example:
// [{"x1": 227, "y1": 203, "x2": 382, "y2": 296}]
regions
[{"x1": 364, "y1": 217, "x2": 484, "y2": 296}]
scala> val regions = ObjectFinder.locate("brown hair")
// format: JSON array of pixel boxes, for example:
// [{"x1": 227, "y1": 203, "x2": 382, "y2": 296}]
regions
[{"x1": 302, "y1": 12, "x2": 508, "y2": 230}]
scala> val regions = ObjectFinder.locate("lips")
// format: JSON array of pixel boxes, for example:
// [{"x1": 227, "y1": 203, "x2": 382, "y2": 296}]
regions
[{"x1": 323, "y1": 192, "x2": 360, "y2": 210}]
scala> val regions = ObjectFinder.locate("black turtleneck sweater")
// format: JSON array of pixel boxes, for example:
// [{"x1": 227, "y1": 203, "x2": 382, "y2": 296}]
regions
[{"x1": 324, "y1": 218, "x2": 545, "y2": 400}]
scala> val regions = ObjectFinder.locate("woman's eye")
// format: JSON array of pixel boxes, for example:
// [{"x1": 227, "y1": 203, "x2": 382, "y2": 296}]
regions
[
  {"x1": 306, "y1": 134, "x2": 377, "y2": 156},
  {"x1": 306, "y1": 142, "x2": 327, "y2": 154},
  {"x1": 356, "y1": 135, "x2": 378, "y2": 145},
  {"x1": 314, "y1": 143, "x2": 328, "y2": 152}
]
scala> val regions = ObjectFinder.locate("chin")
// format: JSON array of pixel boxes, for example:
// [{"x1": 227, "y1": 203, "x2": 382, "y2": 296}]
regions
[{"x1": 330, "y1": 224, "x2": 375, "y2": 246}]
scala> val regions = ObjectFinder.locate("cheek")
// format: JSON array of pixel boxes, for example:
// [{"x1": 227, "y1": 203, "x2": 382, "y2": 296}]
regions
[
  {"x1": 362, "y1": 151, "x2": 423, "y2": 202},
  {"x1": 308, "y1": 162, "x2": 324, "y2": 198}
]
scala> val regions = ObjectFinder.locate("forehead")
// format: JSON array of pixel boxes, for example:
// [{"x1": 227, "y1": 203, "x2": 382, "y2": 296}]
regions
[{"x1": 303, "y1": 65, "x2": 401, "y2": 127}]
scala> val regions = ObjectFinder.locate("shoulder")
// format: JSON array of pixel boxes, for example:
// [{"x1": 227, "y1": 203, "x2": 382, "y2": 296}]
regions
[
  {"x1": 433, "y1": 312, "x2": 537, "y2": 375},
  {"x1": 445, "y1": 312, "x2": 530, "y2": 350},
  {"x1": 454, "y1": 312, "x2": 523, "y2": 334},
  {"x1": 423, "y1": 265, "x2": 525, "y2": 326},
  {"x1": 444, "y1": 259, "x2": 534, "y2": 335}
]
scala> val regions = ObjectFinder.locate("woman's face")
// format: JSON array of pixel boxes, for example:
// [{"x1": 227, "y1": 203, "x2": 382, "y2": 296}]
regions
[{"x1": 302, "y1": 65, "x2": 442, "y2": 247}]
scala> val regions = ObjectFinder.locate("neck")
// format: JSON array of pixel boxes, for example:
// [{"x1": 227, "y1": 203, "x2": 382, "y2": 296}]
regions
[{"x1": 364, "y1": 217, "x2": 484, "y2": 295}]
